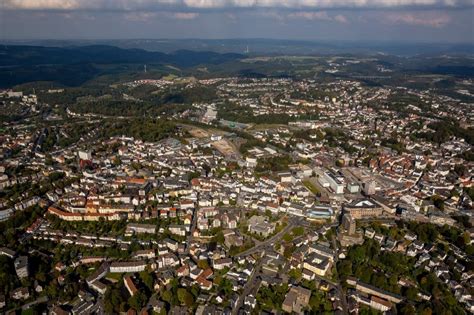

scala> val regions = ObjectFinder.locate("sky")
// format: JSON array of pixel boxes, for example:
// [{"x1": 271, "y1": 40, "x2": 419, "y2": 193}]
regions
[{"x1": 0, "y1": 0, "x2": 473, "y2": 42}]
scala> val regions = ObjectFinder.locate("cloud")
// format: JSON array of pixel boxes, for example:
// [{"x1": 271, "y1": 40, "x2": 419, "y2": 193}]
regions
[
  {"x1": 384, "y1": 11, "x2": 451, "y2": 27},
  {"x1": 287, "y1": 11, "x2": 349, "y2": 23},
  {"x1": 173, "y1": 12, "x2": 200, "y2": 18},
  {"x1": 259, "y1": 10, "x2": 286, "y2": 21},
  {"x1": 334, "y1": 14, "x2": 349, "y2": 23},
  {"x1": 288, "y1": 11, "x2": 332, "y2": 20},
  {"x1": 124, "y1": 11, "x2": 199, "y2": 21},
  {"x1": 4, "y1": 0, "x2": 472, "y2": 10},
  {"x1": 5, "y1": 0, "x2": 82, "y2": 10},
  {"x1": 124, "y1": 12, "x2": 158, "y2": 22}
]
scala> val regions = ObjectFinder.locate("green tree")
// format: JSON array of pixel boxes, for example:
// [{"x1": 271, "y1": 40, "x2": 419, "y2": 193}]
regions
[
  {"x1": 177, "y1": 288, "x2": 194, "y2": 307},
  {"x1": 139, "y1": 271, "x2": 154, "y2": 291},
  {"x1": 128, "y1": 291, "x2": 148, "y2": 311}
]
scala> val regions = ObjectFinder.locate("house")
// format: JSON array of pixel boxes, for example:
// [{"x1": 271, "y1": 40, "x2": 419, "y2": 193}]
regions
[
  {"x1": 126, "y1": 223, "x2": 156, "y2": 235},
  {"x1": 365, "y1": 229, "x2": 375, "y2": 239},
  {"x1": 86, "y1": 262, "x2": 110, "y2": 284},
  {"x1": 50, "y1": 305, "x2": 70, "y2": 315},
  {"x1": 224, "y1": 232, "x2": 243, "y2": 248},
  {"x1": 133, "y1": 249, "x2": 156, "y2": 259},
  {"x1": 148, "y1": 295, "x2": 165, "y2": 313},
  {"x1": 302, "y1": 269, "x2": 315, "y2": 281},
  {"x1": 110, "y1": 261, "x2": 146, "y2": 273},
  {"x1": 14, "y1": 256, "x2": 29, "y2": 279},
  {"x1": 177, "y1": 264, "x2": 190, "y2": 277},
  {"x1": 0, "y1": 247, "x2": 16, "y2": 258},
  {"x1": 90, "y1": 280, "x2": 108, "y2": 295},
  {"x1": 196, "y1": 277, "x2": 213, "y2": 290},
  {"x1": 213, "y1": 258, "x2": 233, "y2": 270},
  {"x1": 124, "y1": 276, "x2": 138, "y2": 297},
  {"x1": 197, "y1": 218, "x2": 209, "y2": 231},
  {"x1": 353, "y1": 280, "x2": 403, "y2": 303},
  {"x1": 11, "y1": 287, "x2": 29, "y2": 300},
  {"x1": 308, "y1": 244, "x2": 335, "y2": 262},
  {"x1": 169, "y1": 225, "x2": 187, "y2": 237},
  {"x1": 303, "y1": 253, "x2": 331, "y2": 276},
  {"x1": 157, "y1": 253, "x2": 179, "y2": 268},
  {"x1": 370, "y1": 296, "x2": 392, "y2": 312},
  {"x1": 266, "y1": 202, "x2": 280, "y2": 214},
  {"x1": 282, "y1": 286, "x2": 311, "y2": 314},
  {"x1": 55, "y1": 262, "x2": 66, "y2": 272},
  {"x1": 344, "y1": 199, "x2": 383, "y2": 219},
  {"x1": 248, "y1": 215, "x2": 275, "y2": 237},
  {"x1": 164, "y1": 238, "x2": 179, "y2": 251},
  {"x1": 245, "y1": 295, "x2": 257, "y2": 309}
]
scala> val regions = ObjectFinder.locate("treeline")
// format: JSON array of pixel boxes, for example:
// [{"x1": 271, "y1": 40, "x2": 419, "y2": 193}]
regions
[
  {"x1": 69, "y1": 86, "x2": 215, "y2": 117},
  {"x1": 256, "y1": 155, "x2": 292, "y2": 172},
  {"x1": 41, "y1": 126, "x2": 85, "y2": 152},
  {"x1": 36, "y1": 87, "x2": 107, "y2": 105},
  {"x1": 47, "y1": 214, "x2": 128, "y2": 237},
  {"x1": 338, "y1": 238, "x2": 465, "y2": 315},
  {"x1": 415, "y1": 119, "x2": 474, "y2": 145},
  {"x1": 70, "y1": 99, "x2": 187, "y2": 116},
  {"x1": 97, "y1": 119, "x2": 177, "y2": 142},
  {"x1": 145, "y1": 85, "x2": 216, "y2": 105},
  {"x1": 0, "y1": 205, "x2": 44, "y2": 248}
]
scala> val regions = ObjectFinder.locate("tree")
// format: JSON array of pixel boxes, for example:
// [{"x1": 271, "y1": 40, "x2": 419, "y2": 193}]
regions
[
  {"x1": 430, "y1": 195, "x2": 445, "y2": 211},
  {"x1": 405, "y1": 287, "x2": 419, "y2": 301},
  {"x1": 292, "y1": 226, "x2": 305, "y2": 237},
  {"x1": 212, "y1": 231, "x2": 225, "y2": 244},
  {"x1": 282, "y1": 233, "x2": 293, "y2": 242},
  {"x1": 128, "y1": 291, "x2": 147, "y2": 311},
  {"x1": 418, "y1": 307, "x2": 433, "y2": 315},
  {"x1": 177, "y1": 288, "x2": 194, "y2": 307},
  {"x1": 197, "y1": 259, "x2": 209, "y2": 270},
  {"x1": 161, "y1": 290, "x2": 173, "y2": 305},
  {"x1": 139, "y1": 271, "x2": 154, "y2": 291},
  {"x1": 105, "y1": 286, "x2": 122, "y2": 313},
  {"x1": 288, "y1": 268, "x2": 302, "y2": 281},
  {"x1": 453, "y1": 164, "x2": 467, "y2": 177},
  {"x1": 399, "y1": 303, "x2": 416, "y2": 315},
  {"x1": 218, "y1": 278, "x2": 233, "y2": 296},
  {"x1": 113, "y1": 157, "x2": 121, "y2": 166}
]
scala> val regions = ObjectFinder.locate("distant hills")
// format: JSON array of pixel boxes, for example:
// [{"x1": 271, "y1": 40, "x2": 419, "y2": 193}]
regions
[
  {"x1": 0, "y1": 45, "x2": 244, "y2": 87},
  {"x1": 2, "y1": 39, "x2": 474, "y2": 56},
  {"x1": 0, "y1": 42, "x2": 473, "y2": 88},
  {"x1": 0, "y1": 45, "x2": 244, "y2": 67}
]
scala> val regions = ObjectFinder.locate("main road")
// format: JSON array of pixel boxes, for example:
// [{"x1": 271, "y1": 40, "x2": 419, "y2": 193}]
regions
[
  {"x1": 231, "y1": 259, "x2": 263, "y2": 315},
  {"x1": 235, "y1": 219, "x2": 295, "y2": 258}
]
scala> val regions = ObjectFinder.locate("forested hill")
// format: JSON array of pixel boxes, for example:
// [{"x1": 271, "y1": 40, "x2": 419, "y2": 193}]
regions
[
  {"x1": 0, "y1": 45, "x2": 245, "y2": 87},
  {"x1": 0, "y1": 45, "x2": 244, "y2": 67}
]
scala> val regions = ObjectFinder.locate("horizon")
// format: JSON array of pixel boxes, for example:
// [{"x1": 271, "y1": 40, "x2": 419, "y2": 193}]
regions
[
  {"x1": 2, "y1": 38, "x2": 474, "y2": 45},
  {"x1": 1, "y1": 1, "x2": 473, "y2": 43}
]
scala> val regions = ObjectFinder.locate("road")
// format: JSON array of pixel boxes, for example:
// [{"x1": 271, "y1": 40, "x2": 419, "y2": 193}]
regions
[
  {"x1": 231, "y1": 218, "x2": 298, "y2": 313},
  {"x1": 231, "y1": 260, "x2": 263, "y2": 315},
  {"x1": 329, "y1": 228, "x2": 348, "y2": 314},
  {"x1": 235, "y1": 220, "x2": 295, "y2": 258},
  {"x1": 184, "y1": 207, "x2": 199, "y2": 255},
  {"x1": 21, "y1": 296, "x2": 48, "y2": 311}
]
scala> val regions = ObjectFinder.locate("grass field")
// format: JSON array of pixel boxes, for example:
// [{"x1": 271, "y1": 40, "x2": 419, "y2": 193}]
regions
[{"x1": 303, "y1": 179, "x2": 320, "y2": 195}]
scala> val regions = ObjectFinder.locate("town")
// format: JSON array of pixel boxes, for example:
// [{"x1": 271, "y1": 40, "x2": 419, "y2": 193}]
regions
[{"x1": 0, "y1": 68, "x2": 473, "y2": 315}]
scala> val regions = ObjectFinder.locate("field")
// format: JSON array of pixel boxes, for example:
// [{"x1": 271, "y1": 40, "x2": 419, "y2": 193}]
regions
[
  {"x1": 212, "y1": 139, "x2": 239, "y2": 156},
  {"x1": 188, "y1": 127, "x2": 210, "y2": 138}
]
